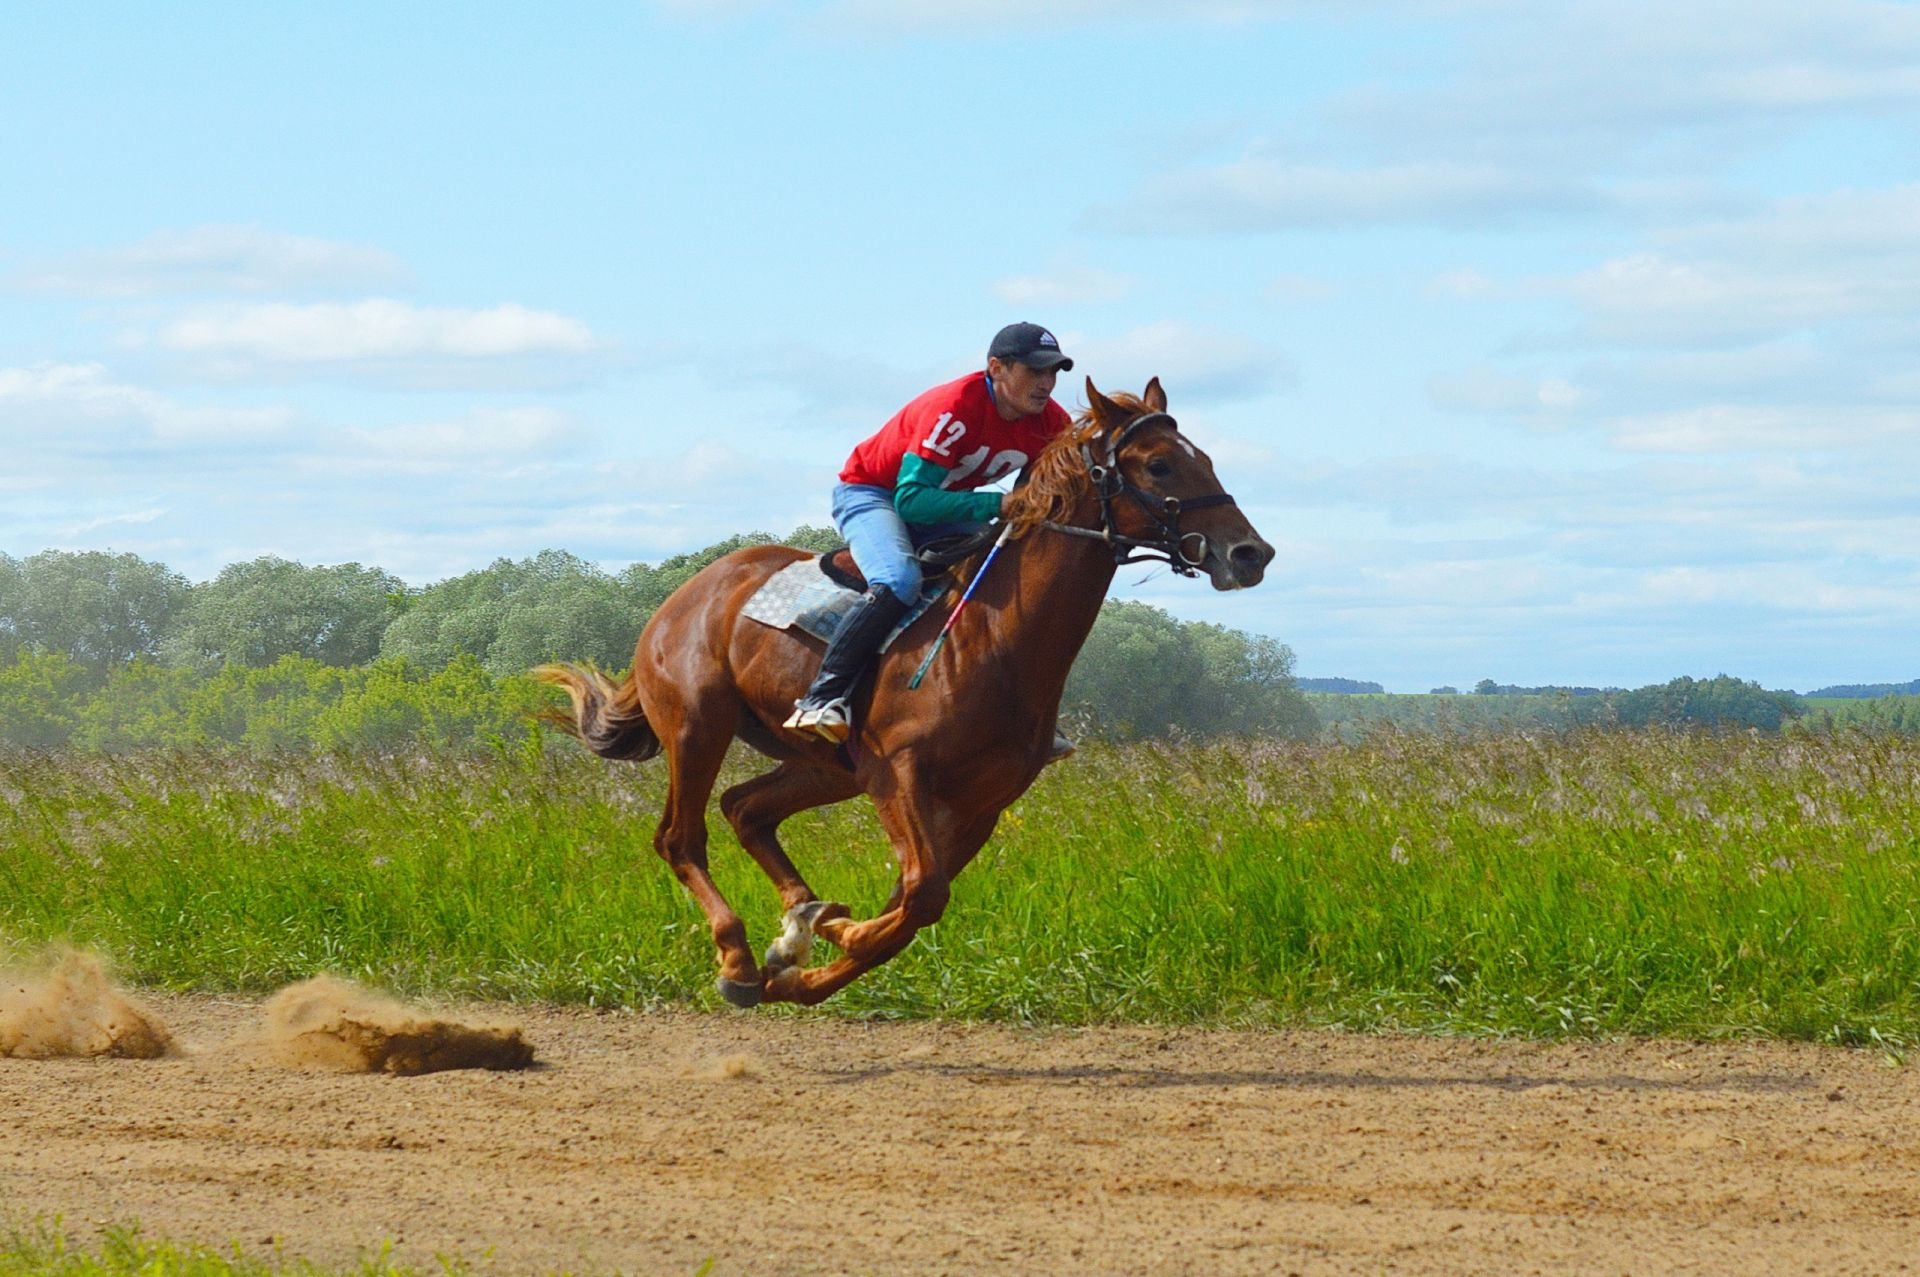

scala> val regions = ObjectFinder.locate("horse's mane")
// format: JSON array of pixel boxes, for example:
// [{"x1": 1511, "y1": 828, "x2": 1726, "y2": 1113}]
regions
[{"x1": 945, "y1": 392, "x2": 1147, "y2": 591}]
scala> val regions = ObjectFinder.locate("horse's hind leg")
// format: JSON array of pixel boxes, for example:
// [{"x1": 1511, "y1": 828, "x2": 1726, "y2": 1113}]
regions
[
  {"x1": 719, "y1": 762, "x2": 859, "y2": 908},
  {"x1": 720, "y1": 761, "x2": 860, "y2": 977},
  {"x1": 653, "y1": 720, "x2": 763, "y2": 1006}
]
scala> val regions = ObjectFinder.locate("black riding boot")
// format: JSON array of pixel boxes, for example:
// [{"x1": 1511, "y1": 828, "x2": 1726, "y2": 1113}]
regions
[{"x1": 782, "y1": 584, "x2": 912, "y2": 742}]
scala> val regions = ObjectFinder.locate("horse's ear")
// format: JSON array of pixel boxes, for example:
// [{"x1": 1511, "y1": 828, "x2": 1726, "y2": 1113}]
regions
[
  {"x1": 1085, "y1": 377, "x2": 1119, "y2": 421},
  {"x1": 1143, "y1": 377, "x2": 1167, "y2": 413}
]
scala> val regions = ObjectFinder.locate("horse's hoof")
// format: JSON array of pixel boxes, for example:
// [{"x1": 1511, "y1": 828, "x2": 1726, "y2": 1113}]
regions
[
  {"x1": 715, "y1": 976, "x2": 763, "y2": 1009},
  {"x1": 763, "y1": 965, "x2": 807, "y2": 1002}
]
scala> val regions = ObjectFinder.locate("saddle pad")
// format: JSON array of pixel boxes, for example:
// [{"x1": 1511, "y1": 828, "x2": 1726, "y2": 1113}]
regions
[{"x1": 740, "y1": 557, "x2": 936, "y2": 652}]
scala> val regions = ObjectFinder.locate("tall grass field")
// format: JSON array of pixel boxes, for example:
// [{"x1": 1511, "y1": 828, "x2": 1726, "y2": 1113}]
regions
[{"x1": 4, "y1": 730, "x2": 1918, "y2": 1043}]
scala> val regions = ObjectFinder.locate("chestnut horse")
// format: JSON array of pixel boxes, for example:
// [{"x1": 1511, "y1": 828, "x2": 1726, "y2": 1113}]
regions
[{"x1": 537, "y1": 378, "x2": 1273, "y2": 1007}]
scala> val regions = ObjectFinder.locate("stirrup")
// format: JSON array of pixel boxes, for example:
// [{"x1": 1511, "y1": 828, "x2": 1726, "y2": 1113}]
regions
[
  {"x1": 1047, "y1": 731, "x2": 1076, "y2": 763},
  {"x1": 783, "y1": 698, "x2": 851, "y2": 743}
]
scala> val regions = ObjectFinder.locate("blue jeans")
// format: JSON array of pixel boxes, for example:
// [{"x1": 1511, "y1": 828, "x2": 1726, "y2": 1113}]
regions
[{"x1": 830, "y1": 483, "x2": 982, "y2": 607}]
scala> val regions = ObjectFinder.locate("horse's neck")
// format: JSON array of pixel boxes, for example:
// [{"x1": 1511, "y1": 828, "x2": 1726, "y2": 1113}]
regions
[{"x1": 982, "y1": 502, "x2": 1116, "y2": 699}]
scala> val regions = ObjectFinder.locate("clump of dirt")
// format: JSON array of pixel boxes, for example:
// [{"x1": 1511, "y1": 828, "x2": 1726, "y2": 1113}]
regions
[
  {"x1": 0, "y1": 948, "x2": 175, "y2": 1060},
  {"x1": 260, "y1": 976, "x2": 533, "y2": 1075},
  {"x1": 685, "y1": 1051, "x2": 761, "y2": 1080}
]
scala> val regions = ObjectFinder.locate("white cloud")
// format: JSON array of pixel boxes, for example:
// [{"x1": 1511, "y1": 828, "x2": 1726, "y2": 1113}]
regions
[
  {"x1": 1266, "y1": 274, "x2": 1339, "y2": 302},
  {"x1": 809, "y1": 0, "x2": 1467, "y2": 32},
  {"x1": 1601, "y1": 405, "x2": 1920, "y2": 453},
  {"x1": 1327, "y1": 1, "x2": 1920, "y2": 163},
  {"x1": 990, "y1": 265, "x2": 1133, "y2": 306},
  {"x1": 1555, "y1": 250, "x2": 1910, "y2": 346},
  {"x1": 332, "y1": 407, "x2": 587, "y2": 472},
  {"x1": 1222, "y1": 449, "x2": 1920, "y2": 563},
  {"x1": 1095, "y1": 160, "x2": 1601, "y2": 232},
  {"x1": 1428, "y1": 366, "x2": 1583, "y2": 415},
  {"x1": 1598, "y1": 343, "x2": 1826, "y2": 401},
  {"x1": 1583, "y1": 187, "x2": 1920, "y2": 348},
  {"x1": 0, "y1": 362, "x2": 294, "y2": 444},
  {"x1": 156, "y1": 299, "x2": 598, "y2": 362},
  {"x1": 1426, "y1": 268, "x2": 1501, "y2": 299},
  {"x1": 644, "y1": 0, "x2": 778, "y2": 18},
  {"x1": 68, "y1": 508, "x2": 168, "y2": 535},
  {"x1": 1069, "y1": 320, "x2": 1295, "y2": 404},
  {"x1": 1668, "y1": 184, "x2": 1920, "y2": 262},
  {"x1": 1641, "y1": 564, "x2": 1916, "y2": 614},
  {"x1": 10, "y1": 225, "x2": 408, "y2": 297}
]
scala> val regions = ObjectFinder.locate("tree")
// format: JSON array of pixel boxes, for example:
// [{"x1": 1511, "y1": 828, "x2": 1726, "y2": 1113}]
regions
[
  {"x1": 315, "y1": 653, "x2": 546, "y2": 752},
  {"x1": 784, "y1": 524, "x2": 842, "y2": 554},
  {"x1": 163, "y1": 556, "x2": 404, "y2": 669},
  {"x1": 1611, "y1": 674, "x2": 1804, "y2": 731},
  {"x1": 0, "y1": 554, "x2": 19, "y2": 664},
  {"x1": 73, "y1": 659, "x2": 204, "y2": 751},
  {"x1": 0, "y1": 549, "x2": 190, "y2": 673},
  {"x1": 621, "y1": 524, "x2": 844, "y2": 614},
  {"x1": 1186, "y1": 619, "x2": 1317, "y2": 738},
  {"x1": 177, "y1": 654, "x2": 350, "y2": 751},
  {"x1": 0, "y1": 648, "x2": 90, "y2": 746},
  {"x1": 380, "y1": 549, "x2": 647, "y2": 675},
  {"x1": 1062, "y1": 601, "x2": 1316, "y2": 740}
]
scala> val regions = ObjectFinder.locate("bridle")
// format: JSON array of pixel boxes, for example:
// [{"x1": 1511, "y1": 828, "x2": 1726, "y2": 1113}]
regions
[{"x1": 1038, "y1": 411, "x2": 1240, "y2": 576}]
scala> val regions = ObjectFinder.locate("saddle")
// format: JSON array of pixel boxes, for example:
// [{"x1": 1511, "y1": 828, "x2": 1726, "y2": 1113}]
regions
[{"x1": 816, "y1": 524, "x2": 999, "y2": 593}]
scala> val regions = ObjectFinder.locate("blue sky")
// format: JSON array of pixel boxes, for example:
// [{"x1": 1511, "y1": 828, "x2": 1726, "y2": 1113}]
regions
[{"x1": 3, "y1": 1, "x2": 1917, "y2": 692}]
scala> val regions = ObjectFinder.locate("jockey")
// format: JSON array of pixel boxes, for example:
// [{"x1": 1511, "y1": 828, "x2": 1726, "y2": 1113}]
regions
[{"x1": 784, "y1": 321, "x2": 1075, "y2": 743}]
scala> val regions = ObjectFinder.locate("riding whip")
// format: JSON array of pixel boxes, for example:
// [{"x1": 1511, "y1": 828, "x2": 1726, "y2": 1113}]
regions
[{"x1": 906, "y1": 522, "x2": 1013, "y2": 690}]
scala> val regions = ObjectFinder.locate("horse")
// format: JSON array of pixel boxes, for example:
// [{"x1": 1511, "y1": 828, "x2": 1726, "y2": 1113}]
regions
[{"x1": 537, "y1": 377, "x2": 1274, "y2": 1007}]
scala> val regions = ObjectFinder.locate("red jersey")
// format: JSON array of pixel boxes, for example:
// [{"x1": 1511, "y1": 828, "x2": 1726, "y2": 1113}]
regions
[{"x1": 840, "y1": 372, "x2": 1072, "y2": 490}]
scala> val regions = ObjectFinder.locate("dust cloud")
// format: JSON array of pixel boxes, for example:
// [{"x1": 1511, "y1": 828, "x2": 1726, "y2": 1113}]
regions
[
  {"x1": 0, "y1": 948, "x2": 175, "y2": 1060},
  {"x1": 260, "y1": 975, "x2": 534, "y2": 1075},
  {"x1": 0, "y1": 948, "x2": 533, "y2": 1075}
]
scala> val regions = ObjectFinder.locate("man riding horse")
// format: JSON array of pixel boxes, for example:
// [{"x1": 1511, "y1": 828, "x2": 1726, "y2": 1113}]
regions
[
  {"x1": 783, "y1": 322, "x2": 1076, "y2": 743},
  {"x1": 538, "y1": 351, "x2": 1272, "y2": 1007}
]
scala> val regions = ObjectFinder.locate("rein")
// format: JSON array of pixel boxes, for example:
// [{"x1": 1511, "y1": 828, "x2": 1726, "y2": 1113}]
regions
[{"x1": 1039, "y1": 410, "x2": 1238, "y2": 576}]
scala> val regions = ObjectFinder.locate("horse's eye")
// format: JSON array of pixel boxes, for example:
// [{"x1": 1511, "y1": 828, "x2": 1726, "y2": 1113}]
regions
[{"x1": 1146, "y1": 459, "x2": 1174, "y2": 480}]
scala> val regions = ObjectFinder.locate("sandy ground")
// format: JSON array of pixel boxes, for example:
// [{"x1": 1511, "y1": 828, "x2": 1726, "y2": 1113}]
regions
[{"x1": 4, "y1": 991, "x2": 1919, "y2": 1276}]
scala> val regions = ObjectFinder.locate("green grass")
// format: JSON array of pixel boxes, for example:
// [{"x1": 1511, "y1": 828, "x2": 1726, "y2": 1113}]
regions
[
  {"x1": 4, "y1": 730, "x2": 1919, "y2": 1042},
  {"x1": 1303, "y1": 690, "x2": 1598, "y2": 738},
  {"x1": 0, "y1": 1219, "x2": 715, "y2": 1277},
  {"x1": 0, "y1": 1220, "x2": 467, "y2": 1277}
]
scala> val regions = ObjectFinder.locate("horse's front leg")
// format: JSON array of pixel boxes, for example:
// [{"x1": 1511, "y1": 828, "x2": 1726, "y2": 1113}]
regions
[{"x1": 762, "y1": 797, "x2": 997, "y2": 1005}]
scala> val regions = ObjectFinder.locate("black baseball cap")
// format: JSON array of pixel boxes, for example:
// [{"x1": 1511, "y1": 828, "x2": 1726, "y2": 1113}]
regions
[{"x1": 988, "y1": 322, "x2": 1073, "y2": 372}]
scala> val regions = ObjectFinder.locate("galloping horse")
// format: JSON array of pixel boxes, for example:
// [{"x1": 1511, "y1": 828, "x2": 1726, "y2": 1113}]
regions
[{"x1": 538, "y1": 378, "x2": 1273, "y2": 1006}]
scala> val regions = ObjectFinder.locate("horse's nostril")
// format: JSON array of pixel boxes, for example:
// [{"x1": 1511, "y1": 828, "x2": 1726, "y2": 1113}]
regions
[{"x1": 1230, "y1": 541, "x2": 1264, "y2": 565}]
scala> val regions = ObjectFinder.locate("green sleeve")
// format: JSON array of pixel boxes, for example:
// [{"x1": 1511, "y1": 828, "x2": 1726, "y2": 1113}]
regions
[{"x1": 892, "y1": 453, "x2": 1004, "y2": 525}]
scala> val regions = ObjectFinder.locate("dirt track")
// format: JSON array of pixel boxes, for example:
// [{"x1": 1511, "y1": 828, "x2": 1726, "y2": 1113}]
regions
[{"x1": 5, "y1": 993, "x2": 1919, "y2": 1276}]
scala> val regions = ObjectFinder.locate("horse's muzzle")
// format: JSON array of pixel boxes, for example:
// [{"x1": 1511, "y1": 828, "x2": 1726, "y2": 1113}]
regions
[{"x1": 1205, "y1": 534, "x2": 1275, "y2": 590}]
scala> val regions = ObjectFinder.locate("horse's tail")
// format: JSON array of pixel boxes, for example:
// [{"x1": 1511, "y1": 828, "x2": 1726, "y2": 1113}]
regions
[{"x1": 531, "y1": 663, "x2": 662, "y2": 762}]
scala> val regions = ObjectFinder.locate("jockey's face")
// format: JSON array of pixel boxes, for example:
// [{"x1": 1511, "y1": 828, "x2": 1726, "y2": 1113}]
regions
[{"x1": 988, "y1": 357, "x2": 1059, "y2": 420}]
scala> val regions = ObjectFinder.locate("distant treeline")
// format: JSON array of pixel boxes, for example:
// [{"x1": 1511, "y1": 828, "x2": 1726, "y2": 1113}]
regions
[
  {"x1": 1309, "y1": 677, "x2": 1920, "y2": 739},
  {"x1": 1806, "y1": 679, "x2": 1920, "y2": 698},
  {"x1": 1467, "y1": 679, "x2": 1615, "y2": 697},
  {"x1": 7, "y1": 543, "x2": 1915, "y2": 751},
  {"x1": 1295, "y1": 677, "x2": 1385, "y2": 693},
  {"x1": 0, "y1": 541, "x2": 1316, "y2": 751}
]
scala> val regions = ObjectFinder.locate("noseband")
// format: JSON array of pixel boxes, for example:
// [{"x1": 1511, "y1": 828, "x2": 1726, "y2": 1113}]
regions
[{"x1": 1041, "y1": 411, "x2": 1240, "y2": 576}]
